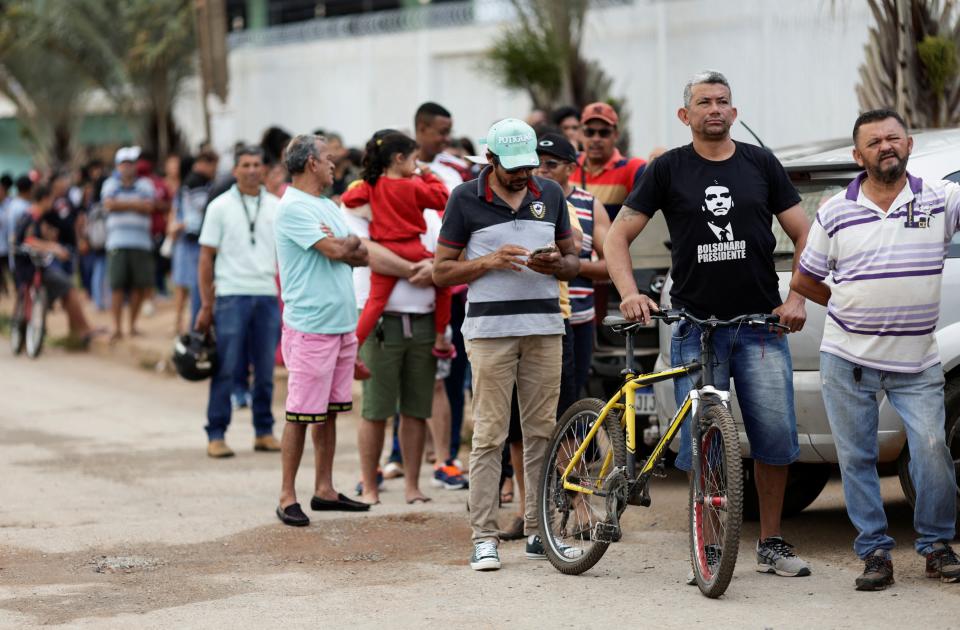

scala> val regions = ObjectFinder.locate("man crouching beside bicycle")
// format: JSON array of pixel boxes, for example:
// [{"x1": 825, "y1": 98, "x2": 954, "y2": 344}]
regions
[
  {"x1": 12, "y1": 184, "x2": 97, "y2": 347},
  {"x1": 604, "y1": 70, "x2": 812, "y2": 580}
]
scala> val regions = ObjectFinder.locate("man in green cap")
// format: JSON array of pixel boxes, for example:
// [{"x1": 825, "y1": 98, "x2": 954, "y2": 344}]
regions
[{"x1": 434, "y1": 118, "x2": 581, "y2": 571}]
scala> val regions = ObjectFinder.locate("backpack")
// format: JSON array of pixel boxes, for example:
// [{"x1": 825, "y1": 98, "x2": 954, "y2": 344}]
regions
[{"x1": 86, "y1": 202, "x2": 108, "y2": 250}]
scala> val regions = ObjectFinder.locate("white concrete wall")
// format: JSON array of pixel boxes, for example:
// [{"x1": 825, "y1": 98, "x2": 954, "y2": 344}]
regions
[{"x1": 200, "y1": 0, "x2": 873, "y2": 157}]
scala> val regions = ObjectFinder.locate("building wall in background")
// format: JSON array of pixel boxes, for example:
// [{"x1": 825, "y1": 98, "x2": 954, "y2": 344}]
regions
[{"x1": 202, "y1": 0, "x2": 872, "y2": 158}]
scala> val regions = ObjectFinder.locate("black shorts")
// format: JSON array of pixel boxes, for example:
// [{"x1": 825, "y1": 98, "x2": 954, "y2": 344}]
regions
[
  {"x1": 108, "y1": 248, "x2": 154, "y2": 291},
  {"x1": 42, "y1": 266, "x2": 73, "y2": 303}
]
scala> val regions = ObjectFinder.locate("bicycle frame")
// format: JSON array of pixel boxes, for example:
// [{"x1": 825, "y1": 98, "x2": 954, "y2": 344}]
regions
[{"x1": 560, "y1": 362, "x2": 697, "y2": 496}]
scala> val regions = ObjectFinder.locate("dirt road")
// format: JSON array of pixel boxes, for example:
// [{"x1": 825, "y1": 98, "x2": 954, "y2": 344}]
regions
[{"x1": 0, "y1": 347, "x2": 957, "y2": 629}]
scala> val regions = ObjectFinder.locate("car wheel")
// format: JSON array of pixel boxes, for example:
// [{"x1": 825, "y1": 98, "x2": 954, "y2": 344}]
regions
[
  {"x1": 897, "y1": 376, "x2": 960, "y2": 520},
  {"x1": 741, "y1": 461, "x2": 832, "y2": 520}
]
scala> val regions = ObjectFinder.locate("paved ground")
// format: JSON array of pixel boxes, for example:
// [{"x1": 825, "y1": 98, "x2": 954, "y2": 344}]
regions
[{"x1": 0, "y1": 298, "x2": 958, "y2": 629}]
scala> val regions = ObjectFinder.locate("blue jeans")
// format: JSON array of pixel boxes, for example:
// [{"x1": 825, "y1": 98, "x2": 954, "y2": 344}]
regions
[
  {"x1": 90, "y1": 252, "x2": 110, "y2": 311},
  {"x1": 571, "y1": 320, "x2": 594, "y2": 398},
  {"x1": 205, "y1": 295, "x2": 280, "y2": 441},
  {"x1": 671, "y1": 321, "x2": 799, "y2": 471},
  {"x1": 443, "y1": 290, "x2": 469, "y2": 461},
  {"x1": 820, "y1": 352, "x2": 956, "y2": 557}
]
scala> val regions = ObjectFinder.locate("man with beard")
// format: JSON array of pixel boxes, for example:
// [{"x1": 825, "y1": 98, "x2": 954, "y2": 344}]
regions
[
  {"x1": 605, "y1": 70, "x2": 812, "y2": 580},
  {"x1": 433, "y1": 119, "x2": 580, "y2": 571},
  {"x1": 792, "y1": 109, "x2": 960, "y2": 590}
]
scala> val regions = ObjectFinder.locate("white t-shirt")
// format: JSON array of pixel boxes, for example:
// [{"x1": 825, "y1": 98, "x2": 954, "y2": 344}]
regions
[
  {"x1": 428, "y1": 158, "x2": 465, "y2": 193},
  {"x1": 345, "y1": 208, "x2": 441, "y2": 314},
  {"x1": 198, "y1": 185, "x2": 279, "y2": 297}
]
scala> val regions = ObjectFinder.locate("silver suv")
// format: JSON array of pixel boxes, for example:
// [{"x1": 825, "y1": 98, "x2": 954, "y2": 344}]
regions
[{"x1": 650, "y1": 129, "x2": 960, "y2": 519}]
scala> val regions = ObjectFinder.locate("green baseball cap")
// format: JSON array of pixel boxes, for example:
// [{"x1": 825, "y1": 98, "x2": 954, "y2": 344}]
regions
[{"x1": 486, "y1": 118, "x2": 539, "y2": 170}]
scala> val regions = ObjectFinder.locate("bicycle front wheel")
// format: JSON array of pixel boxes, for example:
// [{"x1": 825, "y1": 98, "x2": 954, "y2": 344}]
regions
[
  {"x1": 689, "y1": 403, "x2": 743, "y2": 598},
  {"x1": 538, "y1": 398, "x2": 626, "y2": 575}
]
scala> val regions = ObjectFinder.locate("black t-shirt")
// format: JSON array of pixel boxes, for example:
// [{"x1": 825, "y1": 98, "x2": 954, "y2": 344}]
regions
[
  {"x1": 51, "y1": 196, "x2": 77, "y2": 248},
  {"x1": 624, "y1": 141, "x2": 800, "y2": 319}
]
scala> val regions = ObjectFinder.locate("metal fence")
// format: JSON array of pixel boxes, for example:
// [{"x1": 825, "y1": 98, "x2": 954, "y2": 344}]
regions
[{"x1": 228, "y1": 0, "x2": 634, "y2": 48}]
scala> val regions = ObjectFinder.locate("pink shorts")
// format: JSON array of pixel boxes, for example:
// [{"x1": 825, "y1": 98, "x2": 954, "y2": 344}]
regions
[{"x1": 281, "y1": 324, "x2": 357, "y2": 423}]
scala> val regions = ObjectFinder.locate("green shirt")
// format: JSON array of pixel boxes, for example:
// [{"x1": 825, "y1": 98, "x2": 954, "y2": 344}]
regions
[{"x1": 274, "y1": 186, "x2": 357, "y2": 334}]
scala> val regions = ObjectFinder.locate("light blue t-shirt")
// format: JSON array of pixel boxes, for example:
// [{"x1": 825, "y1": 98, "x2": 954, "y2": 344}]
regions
[
  {"x1": 275, "y1": 186, "x2": 357, "y2": 334},
  {"x1": 101, "y1": 176, "x2": 155, "y2": 251}
]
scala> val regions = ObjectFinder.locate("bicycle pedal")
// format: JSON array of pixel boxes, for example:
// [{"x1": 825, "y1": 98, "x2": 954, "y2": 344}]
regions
[
  {"x1": 593, "y1": 521, "x2": 622, "y2": 543},
  {"x1": 652, "y1": 459, "x2": 668, "y2": 479},
  {"x1": 627, "y1": 484, "x2": 651, "y2": 507}
]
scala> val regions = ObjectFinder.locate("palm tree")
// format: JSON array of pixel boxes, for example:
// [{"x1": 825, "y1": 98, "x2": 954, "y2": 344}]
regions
[
  {"x1": 0, "y1": 2, "x2": 92, "y2": 168},
  {"x1": 858, "y1": 0, "x2": 960, "y2": 127},
  {"x1": 485, "y1": 0, "x2": 619, "y2": 113},
  {"x1": 0, "y1": 0, "x2": 199, "y2": 165}
]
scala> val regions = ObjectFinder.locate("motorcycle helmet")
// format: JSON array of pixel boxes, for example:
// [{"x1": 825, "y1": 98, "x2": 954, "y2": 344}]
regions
[{"x1": 172, "y1": 331, "x2": 218, "y2": 381}]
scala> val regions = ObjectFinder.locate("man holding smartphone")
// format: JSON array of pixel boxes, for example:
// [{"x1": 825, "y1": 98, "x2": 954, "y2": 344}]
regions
[{"x1": 433, "y1": 119, "x2": 580, "y2": 571}]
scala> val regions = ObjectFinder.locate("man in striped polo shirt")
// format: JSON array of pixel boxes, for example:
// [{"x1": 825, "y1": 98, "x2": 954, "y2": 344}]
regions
[
  {"x1": 535, "y1": 131, "x2": 610, "y2": 397},
  {"x1": 794, "y1": 109, "x2": 960, "y2": 590},
  {"x1": 434, "y1": 119, "x2": 580, "y2": 571}
]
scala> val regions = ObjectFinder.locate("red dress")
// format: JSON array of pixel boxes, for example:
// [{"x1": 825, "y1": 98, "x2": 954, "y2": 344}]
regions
[{"x1": 341, "y1": 173, "x2": 451, "y2": 347}]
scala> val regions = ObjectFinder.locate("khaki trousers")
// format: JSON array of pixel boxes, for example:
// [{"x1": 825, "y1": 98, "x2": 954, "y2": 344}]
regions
[{"x1": 465, "y1": 334, "x2": 562, "y2": 542}]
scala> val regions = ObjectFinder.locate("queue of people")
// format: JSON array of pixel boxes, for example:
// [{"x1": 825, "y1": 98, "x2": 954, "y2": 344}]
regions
[{"x1": 3, "y1": 71, "x2": 957, "y2": 591}]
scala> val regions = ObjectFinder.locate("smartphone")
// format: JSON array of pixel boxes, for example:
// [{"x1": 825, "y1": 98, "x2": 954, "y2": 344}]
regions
[{"x1": 530, "y1": 245, "x2": 557, "y2": 257}]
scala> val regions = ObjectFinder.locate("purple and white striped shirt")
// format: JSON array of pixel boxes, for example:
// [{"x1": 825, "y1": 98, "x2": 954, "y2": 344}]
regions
[{"x1": 799, "y1": 172, "x2": 960, "y2": 372}]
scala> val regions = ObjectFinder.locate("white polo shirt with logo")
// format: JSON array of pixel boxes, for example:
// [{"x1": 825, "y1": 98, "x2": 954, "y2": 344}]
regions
[{"x1": 799, "y1": 172, "x2": 960, "y2": 373}]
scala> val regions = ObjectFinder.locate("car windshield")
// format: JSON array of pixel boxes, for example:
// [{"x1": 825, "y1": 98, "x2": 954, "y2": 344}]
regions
[{"x1": 772, "y1": 181, "x2": 845, "y2": 254}]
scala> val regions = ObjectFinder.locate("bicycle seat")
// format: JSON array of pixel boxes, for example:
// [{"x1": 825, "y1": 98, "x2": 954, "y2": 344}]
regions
[{"x1": 602, "y1": 315, "x2": 633, "y2": 327}]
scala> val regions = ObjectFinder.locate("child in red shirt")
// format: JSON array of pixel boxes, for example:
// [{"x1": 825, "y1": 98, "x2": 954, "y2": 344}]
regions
[{"x1": 341, "y1": 131, "x2": 454, "y2": 375}]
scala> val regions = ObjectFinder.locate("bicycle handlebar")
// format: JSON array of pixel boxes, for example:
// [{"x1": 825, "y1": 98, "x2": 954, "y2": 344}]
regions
[{"x1": 602, "y1": 308, "x2": 789, "y2": 333}]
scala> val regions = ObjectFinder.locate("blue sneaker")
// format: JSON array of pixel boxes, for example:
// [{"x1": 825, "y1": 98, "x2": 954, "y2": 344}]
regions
[
  {"x1": 355, "y1": 469, "x2": 385, "y2": 496},
  {"x1": 470, "y1": 540, "x2": 501, "y2": 571},
  {"x1": 432, "y1": 461, "x2": 468, "y2": 490}
]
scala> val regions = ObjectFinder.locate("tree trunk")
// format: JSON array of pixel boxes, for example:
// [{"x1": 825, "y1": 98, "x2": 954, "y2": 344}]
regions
[
  {"x1": 154, "y1": 69, "x2": 169, "y2": 161},
  {"x1": 895, "y1": 0, "x2": 913, "y2": 123}
]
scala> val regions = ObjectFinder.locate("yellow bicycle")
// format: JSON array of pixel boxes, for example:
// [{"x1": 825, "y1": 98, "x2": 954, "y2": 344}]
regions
[{"x1": 537, "y1": 309, "x2": 786, "y2": 598}]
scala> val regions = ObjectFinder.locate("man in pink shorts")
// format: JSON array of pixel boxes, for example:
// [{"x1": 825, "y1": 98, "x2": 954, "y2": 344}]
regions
[{"x1": 274, "y1": 134, "x2": 370, "y2": 526}]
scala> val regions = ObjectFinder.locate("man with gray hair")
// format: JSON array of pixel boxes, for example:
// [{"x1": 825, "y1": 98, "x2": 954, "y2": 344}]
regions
[
  {"x1": 605, "y1": 70, "x2": 814, "y2": 579},
  {"x1": 274, "y1": 134, "x2": 370, "y2": 526}
]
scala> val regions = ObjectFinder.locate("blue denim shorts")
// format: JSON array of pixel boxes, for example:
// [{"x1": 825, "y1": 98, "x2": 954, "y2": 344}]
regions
[{"x1": 670, "y1": 321, "x2": 799, "y2": 470}]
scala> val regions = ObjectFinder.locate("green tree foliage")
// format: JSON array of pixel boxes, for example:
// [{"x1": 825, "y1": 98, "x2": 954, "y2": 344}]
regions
[
  {"x1": 0, "y1": 0, "x2": 197, "y2": 166},
  {"x1": 858, "y1": 0, "x2": 960, "y2": 127},
  {"x1": 484, "y1": 0, "x2": 621, "y2": 115}
]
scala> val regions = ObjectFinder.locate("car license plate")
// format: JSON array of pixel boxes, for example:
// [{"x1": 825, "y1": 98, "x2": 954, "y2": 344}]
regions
[{"x1": 635, "y1": 386, "x2": 657, "y2": 416}]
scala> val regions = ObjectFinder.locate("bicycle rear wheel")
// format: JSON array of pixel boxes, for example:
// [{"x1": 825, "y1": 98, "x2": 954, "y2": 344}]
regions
[
  {"x1": 689, "y1": 403, "x2": 743, "y2": 598},
  {"x1": 25, "y1": 285, "x2": 47, "y2": 358},
  {"x1": 10, "y1": 289, "x2": 27, "y2": 355},
  {"x1": 538, "y1": 398, "x2": 625, "y2": 575}
]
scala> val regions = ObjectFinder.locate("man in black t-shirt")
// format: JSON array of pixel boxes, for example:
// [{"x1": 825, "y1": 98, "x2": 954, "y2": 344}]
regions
[{"x1": 605, "y1": 70, "x2": 812, "y2": 579}]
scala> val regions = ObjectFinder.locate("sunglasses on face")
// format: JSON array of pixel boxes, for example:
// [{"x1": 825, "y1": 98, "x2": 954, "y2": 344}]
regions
[
  {"x1": 583, "y1": 127, "x2": 614, "y2": 139},
  {"x1": 538, "y1": 159, "x2": 567, "y2": 170}
]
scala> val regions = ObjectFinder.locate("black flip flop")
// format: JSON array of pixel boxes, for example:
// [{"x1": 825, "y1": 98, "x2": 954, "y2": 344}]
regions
[
  {"x1": 277, "y1": 503, "x2": 310, "y2": 526},
  {"x1": 310, "y1": 493, "x2": 371, "y2": 512},
  {"x1": 407, "y1": 496, "x2": 433, "y2": 505}
]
